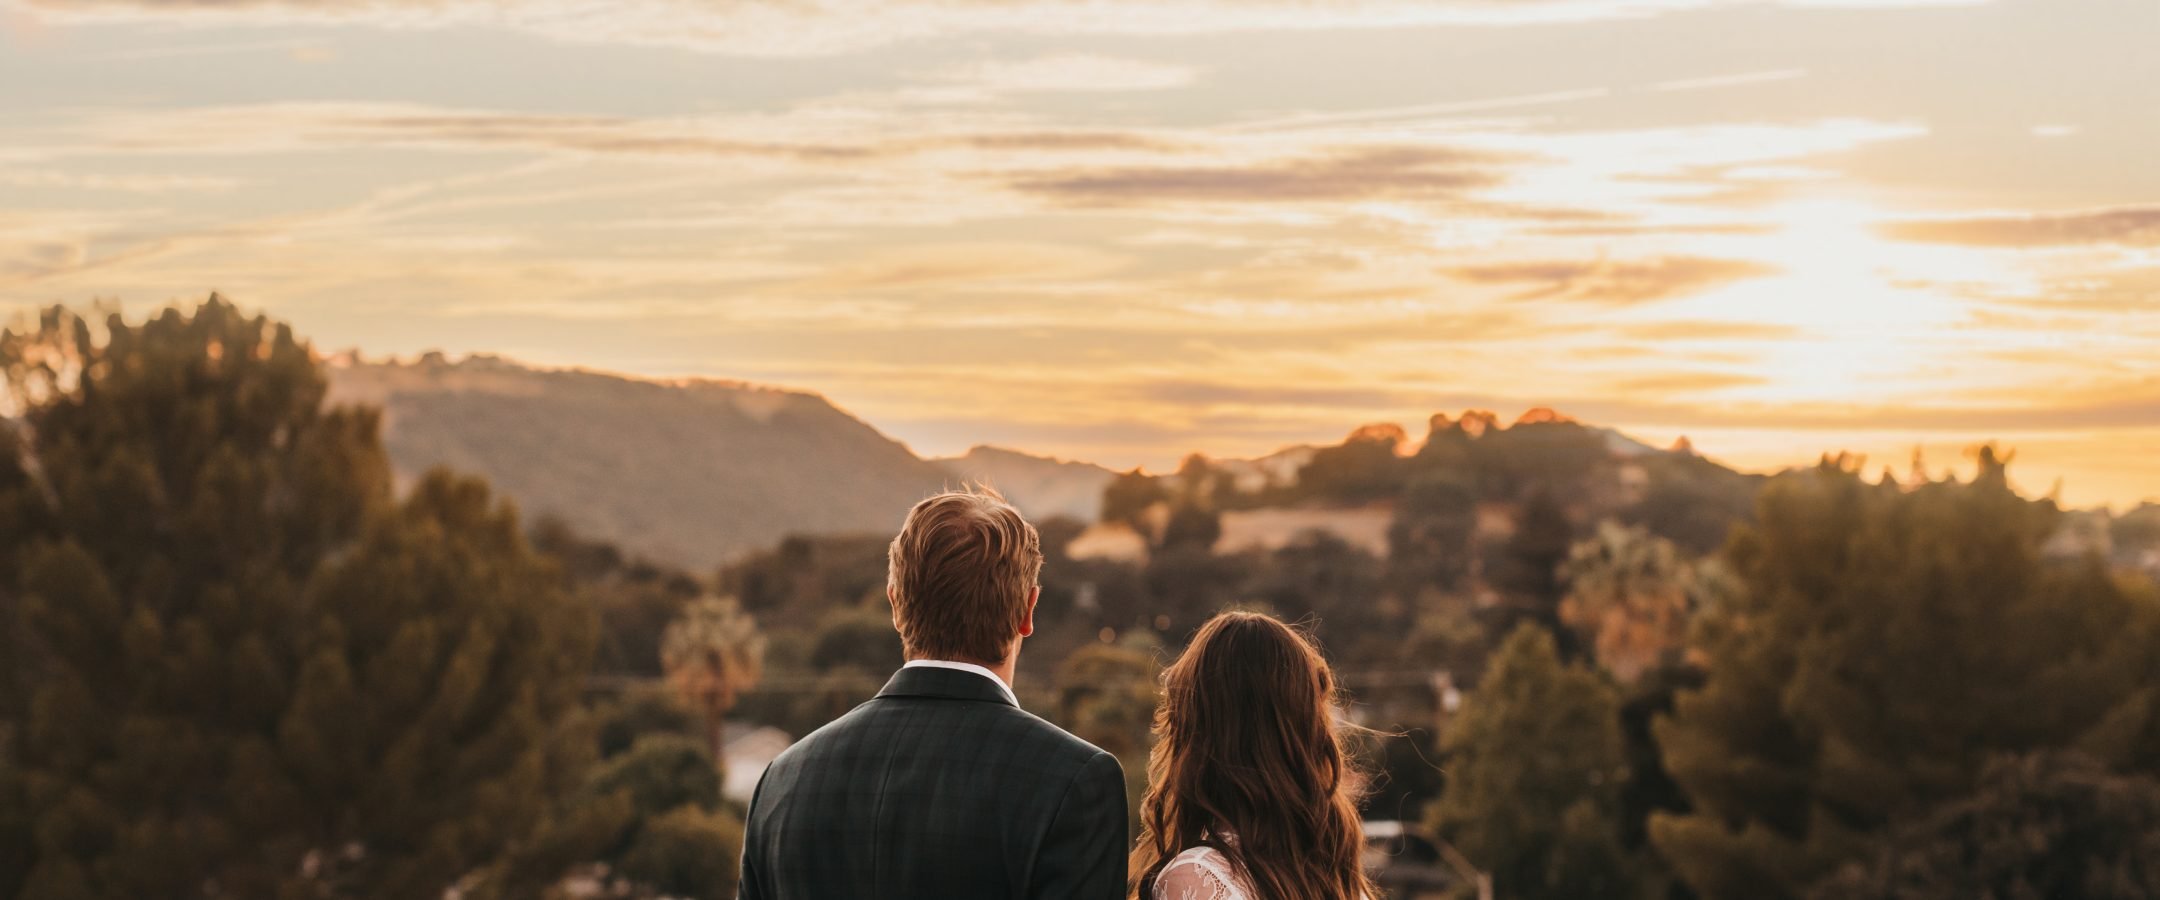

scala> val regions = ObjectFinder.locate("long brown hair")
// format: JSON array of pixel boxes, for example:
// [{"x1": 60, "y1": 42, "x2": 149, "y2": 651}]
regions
[{"x1": 1130, "y1": 611, "x2": 1376, "y2": 900}]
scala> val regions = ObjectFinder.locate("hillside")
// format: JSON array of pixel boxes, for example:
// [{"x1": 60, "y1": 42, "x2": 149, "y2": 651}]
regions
[
  {"x1": 327, "y1": 354, "x2": 950, "y2": 567},
  {"x1": 932, "y1": 446, "x2": 1117, "y2": 522}
]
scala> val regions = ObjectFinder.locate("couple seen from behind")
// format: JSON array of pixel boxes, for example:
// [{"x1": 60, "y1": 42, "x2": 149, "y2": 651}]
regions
[{"x1": 739, "y1": 488, "x2": 1376, "y2": 900}]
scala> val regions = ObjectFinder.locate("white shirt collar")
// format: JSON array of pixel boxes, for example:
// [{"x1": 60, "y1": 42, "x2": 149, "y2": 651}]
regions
[{"x1": 902, "y1": 658, "x2": 1019, "y2": 706}]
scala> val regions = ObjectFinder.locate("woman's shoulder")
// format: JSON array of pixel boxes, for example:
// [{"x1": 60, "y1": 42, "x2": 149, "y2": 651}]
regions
[{"x1": 1153, "y1": 845, "x2": 1248, "y2": 900}]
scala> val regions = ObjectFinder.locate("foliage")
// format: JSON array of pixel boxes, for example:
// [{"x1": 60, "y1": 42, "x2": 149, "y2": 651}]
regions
[
  {"x1": 1809, "y1": 752, "x2": 2160, "y2": 900},
  {"x1": 1053, "y1": 641, "x2": 1161, "y2": 835},
  {"x1": 1297, "y1": 423, "x2": 1409, "y2": 503},
  {"x1": 534, "y1": 517, "x2": 701, "y2": 679},
  {"x1": 1433, "y1": 625, "x2": 1649, "y2": 900},
  {"x1": 0, "y1": 299, "x2": 597, "y2": 898},
  {"x1": 1650, "y1": 454, "x2": 2160, "y2": 900},
  {"x1": 660, "y1": 595, "x2": 765, "y2": 752},
  {"x1": 614, "y1": 806, "x2": 744, "y2": 900},
  {"x1": 587, "y1": 735, "x2": 723, "y2": 819},
  {"x1": 1242, "y1": 530, "x2": 1392, "y2": 648},
  {"x1": 1559, "y1": 521, "x2": 1697, "y2": 683},
  {"x1": 806, "y1": 604, "x2": 903, "y2": 674},
  {"x1": 593, "y1": 686, "x2": 703, "y2": 760},
  {"x1": 1388, "y1": 472, "x2": 1479, "y2": 594},
  {"x1": 1053, "y1": 642, "x2": 1161, "y2": 760},
  {"x1": 1159, "y1": 502, "x2": 1222, "y2": 552},
  {"x1": 1489, "y1": 489, "x2": 1584, "y2": 660},
  {"x1": 1102, "y1": 468, "x2": 1168, "y2": 532}
]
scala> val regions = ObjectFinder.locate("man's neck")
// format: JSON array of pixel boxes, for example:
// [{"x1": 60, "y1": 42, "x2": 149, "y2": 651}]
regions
[{"x1": 908, "y1": 654, "x2": 1015, "y2": 688}]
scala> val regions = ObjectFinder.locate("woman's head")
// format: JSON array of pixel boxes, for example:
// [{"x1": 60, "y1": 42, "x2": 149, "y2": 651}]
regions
[{"x1": 1131, "y1": 611, "x2": 1375, "y2": 900}]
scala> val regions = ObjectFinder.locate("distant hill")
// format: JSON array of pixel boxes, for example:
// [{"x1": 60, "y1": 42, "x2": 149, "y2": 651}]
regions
[
  {"x1": 327, "y1": 354, "x2": 949, "y2": 568},
  {"x1": 933, "y1": 446, "x2": 1117, "y2": 522}
]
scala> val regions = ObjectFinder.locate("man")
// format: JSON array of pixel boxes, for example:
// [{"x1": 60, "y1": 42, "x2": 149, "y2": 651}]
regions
[{"x1": 739, "y1": 488, "x2": 1129, "y2": 900}]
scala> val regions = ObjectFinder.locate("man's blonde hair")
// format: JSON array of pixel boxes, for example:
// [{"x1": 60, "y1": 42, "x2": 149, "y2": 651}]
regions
[{"x1": 887, "y1": 487, "x2": 1043, "y2": 664}]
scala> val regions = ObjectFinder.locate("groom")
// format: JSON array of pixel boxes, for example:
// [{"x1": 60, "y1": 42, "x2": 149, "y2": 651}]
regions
[{"x1": 738, "y1": 488, "x2": 1129, "y2": 899}]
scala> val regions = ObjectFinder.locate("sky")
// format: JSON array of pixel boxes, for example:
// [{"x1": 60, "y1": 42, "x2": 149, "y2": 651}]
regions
[{"x1": 2, "y1": 0, "x2": 2155, "y2": 506}]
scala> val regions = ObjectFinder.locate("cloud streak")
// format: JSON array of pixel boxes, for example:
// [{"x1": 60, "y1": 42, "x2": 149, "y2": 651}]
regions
[
  {"x1": 18, "y1": 0, "x2": 1993, "y2": 56},
  {"x1": 1009, "y1": 145, "x2": 1505, "y2": 205},
  {"x1": 1881, "y1": 206, "x2": 2160, "y2": 247},
  {"x1": 1443, "y1": 255, "x2": 1778, "y2": 304}
]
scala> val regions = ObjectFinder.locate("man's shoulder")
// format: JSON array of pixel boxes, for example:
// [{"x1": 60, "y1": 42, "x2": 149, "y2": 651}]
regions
[{"x1": 769, "y1": 694, "x2": 1112, "y2": 776}]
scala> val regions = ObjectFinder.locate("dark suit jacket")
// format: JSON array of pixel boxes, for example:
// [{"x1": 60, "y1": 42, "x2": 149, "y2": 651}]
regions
[{"x1": 739, "y1": 665, "x2": 1129, "y2": 900}]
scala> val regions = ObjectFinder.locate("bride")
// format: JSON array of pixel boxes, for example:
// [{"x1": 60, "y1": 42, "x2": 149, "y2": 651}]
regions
[{"x1": 1129, "y1": 611, "x2": 1377, "y2": 900}]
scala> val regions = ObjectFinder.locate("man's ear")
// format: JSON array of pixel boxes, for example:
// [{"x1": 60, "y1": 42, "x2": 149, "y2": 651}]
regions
[
  {"x1": 1017, "y1": 585, "x2": 1039, "y2": 639},
  {"x1": 888, "y1": 585, "x2": 901, "y2": 632}
]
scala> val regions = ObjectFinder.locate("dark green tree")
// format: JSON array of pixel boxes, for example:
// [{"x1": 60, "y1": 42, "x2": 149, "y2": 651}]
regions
[
  {"x1": 1158, "y1": 502, "x2": 1222, "y2": 552},
  {"x1": 1489, "y1": 489, "x2": 1582, "y2": 660},
  {"x1": 806, "y1": 605, "x2": 903, "y2": 675},
  {"x1": 1809, "y1": 752, "x2": 2160, "y2": 900},
  {"x1": 1432, "y1": 625, "x2": 1649, "y2": 900},
  {"x1": 587, "y1": 735, "x2": 723, "y2": 820},
  {"x1": 1297, "y1": 423, "x2": 1408, "y2": 503},
  {"x1": 0, "y1": 299, "x2": 596, "y2": 898},
  {"x1": 1388, "y1": 472, "x2": 1479, "y2": 593},
  {"x1": 1651, "y1": 454, "x2": 2160, "y2": 900},
  {"x1": 1101, "y1": 469, "x2": 1167, "y2": 533},
  {"x1": 614, "y1": 806, "x2": 743, "y2": 900},
  {"x1": 1053, "y1": 641, "x2": 1160, "y2": 835}
]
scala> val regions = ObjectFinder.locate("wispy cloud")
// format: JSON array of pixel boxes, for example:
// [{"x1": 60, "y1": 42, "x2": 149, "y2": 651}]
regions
[
  {"x1": 1881, "y1": 206, "x2": 2160, "y2": 247},
  {"x1": 920, "y1": 54, "x2": 1199, "y2": 95},
  {"x1": 16, "y1": 0, "x2": 1996, "y2": 56},
  {"x1": 1443, "y1": 255, "x2": 1778, "y2": 304},
  {"x1": 1009, "y1": 145, "x2": 1505, "y2": 205},
  {"x1": 1649, "y1": 68, "x2": 1808, "y2": 93},
  {"x1": 0, "y1": 169, "x2": 241, "y2": 192}
]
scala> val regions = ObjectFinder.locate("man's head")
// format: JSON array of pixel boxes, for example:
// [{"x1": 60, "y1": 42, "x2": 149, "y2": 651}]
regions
[{"x1": 886, "y1": 487, "x2": 1044, "y2": 666}]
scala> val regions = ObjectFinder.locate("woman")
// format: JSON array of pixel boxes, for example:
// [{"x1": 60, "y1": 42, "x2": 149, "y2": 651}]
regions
[{"x1": 1131, "y1": 611, "x2": 1377, "y2": 900}]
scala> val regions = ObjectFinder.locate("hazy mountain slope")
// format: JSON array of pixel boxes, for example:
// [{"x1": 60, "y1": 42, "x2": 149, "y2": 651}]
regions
[
  {"x1": 933, "y1": 445, "x2": 1117, "y2": 521},
  {"x1": 328, "y1": 355, "x2": 949, "y2": 567}
]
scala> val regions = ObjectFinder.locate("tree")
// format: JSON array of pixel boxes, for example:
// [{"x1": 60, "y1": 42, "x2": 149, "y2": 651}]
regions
[
  {"x1": 1559, "y1": 521, "x2": 1696, "y2": 683},
  {"x1": 661, "y1": 595, "x2": 765, "y2": 756},
  {"x1": 1101, "y1": 469, "x2": 1167, "y2": 533},
  {"x1": 614, "y1": 806, "x2": 744, "y2": 900},
  {"x1": 1389, "y1": 472, "x2": 1479, "y2": 594},
  {"x1": 573, "y1": 734, "x2": 742, "y2": 900},
  {"x1": 1432, "y1": 625, "x2": 1649, "y2": 900},
  {"x1": 1489, "y1": 489, "x2": 1581, "y2": 660},
  {"x1": 1158, "y1": 502, "x2": 1222, "y2": 552},
  {"x1": 0, "y1": 299, "x2": 598, "y2": 898},
  {"x1": 1297, "y1": 423, "x2": 1408, "y2": 503},
  {"x1": 587, "y1": 735, "x2": 723, "y2": 820},
  {"x1": 1651, "y1": 455, "x2": 2160, "y2": 900},
  {"x1": 1054, "y1": 641, "x2": 1160, "y2": 835},
  {"x1": 1809, "y1": 752, "x2": 2160, "y2": 900},
  {"x1": 1243, "y1": 531, "x2": 1390, "y2": 648},
  {"x1": 1054, "y1": 643, "x2": 1160, "y2": 760},
  {"x1": 805, "y1": 605, "x2": 902, "y2": 675}
]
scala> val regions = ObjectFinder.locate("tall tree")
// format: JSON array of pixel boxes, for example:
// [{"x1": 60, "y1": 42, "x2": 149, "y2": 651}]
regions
[
  {"x1": 1432, "y1": 625, "x2": 1649, "y2": 900},
  {"x1": 0, "y1": 299, "x2": 596, "y2": 898},
  {"x1": 1651, "y1": 455, "x2": 2160, "y2": 900},
  {"x1": 1809, "y1": 752, "x2": 2160, "y2": 900},
  {"x1": 660, "y1": 595, "x2": 766, "y2": 757},
  {"x1": 1490, "y1": 489, "x2": 1581, "y2": 659},
  {"x1": 1388, "y1": 472, "x2": 1479, "y2": 594}
]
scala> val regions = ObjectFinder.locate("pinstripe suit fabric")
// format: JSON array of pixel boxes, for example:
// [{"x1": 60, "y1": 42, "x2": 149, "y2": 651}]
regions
[{"x1": 739, "y1": 665, "x2": 1129, "y2": 900}]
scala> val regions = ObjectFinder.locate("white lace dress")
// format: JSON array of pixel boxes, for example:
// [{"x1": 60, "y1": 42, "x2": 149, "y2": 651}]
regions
[{"x1": 1151, "y1": 845, "x2": 1253, "y2": 900}]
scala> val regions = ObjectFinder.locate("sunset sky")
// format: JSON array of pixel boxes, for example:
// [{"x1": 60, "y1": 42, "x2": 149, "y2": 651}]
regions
[{"x1": 3, "y1": 0, "x2": 2155, "y2": 506}]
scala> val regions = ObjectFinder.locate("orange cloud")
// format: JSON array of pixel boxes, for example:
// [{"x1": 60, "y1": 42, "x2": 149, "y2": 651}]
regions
[{"x1": 1442, "y1": 255, "x2": 1778, "y2": 305}]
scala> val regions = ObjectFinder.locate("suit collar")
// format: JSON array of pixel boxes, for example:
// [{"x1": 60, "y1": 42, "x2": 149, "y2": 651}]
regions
[{"x1": 876, "y1": 663, "x2": 1019, "y2": 708}]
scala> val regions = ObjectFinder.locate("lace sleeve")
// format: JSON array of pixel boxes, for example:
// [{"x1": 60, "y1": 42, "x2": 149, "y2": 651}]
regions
[{"x1": 1151, "y1": 848, "x2": 1248, "y2": 900}]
